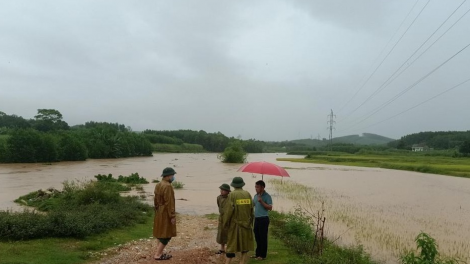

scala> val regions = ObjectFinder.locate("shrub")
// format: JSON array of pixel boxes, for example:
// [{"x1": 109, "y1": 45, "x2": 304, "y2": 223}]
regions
[
  {"x1": 219, "y1": 141, "x2": 247, "y2": 163},
  {"x1": 400, "y1": 232, "x2": 460, "y2": 264},
  {"x1": 172, "y1": 181, "x2": 185, "y2": 189},
  {"x1": 117, "y1": 172, "x2": 149, "y2": 184},
  {"x1": 95, "y1": 172, "x2": 149, "y2": 184}
]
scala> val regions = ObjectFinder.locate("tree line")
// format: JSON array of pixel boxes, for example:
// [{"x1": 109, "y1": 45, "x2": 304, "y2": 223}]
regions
[
  {"x1": 142, "y1": 129, "x2": 265, "y2": 153},
  {"x1": 0, "y1": 109, "x2": 268, "y2": 163},
  {"x1": 0, "y1": 110, "x2": 152, "y2": 163}
]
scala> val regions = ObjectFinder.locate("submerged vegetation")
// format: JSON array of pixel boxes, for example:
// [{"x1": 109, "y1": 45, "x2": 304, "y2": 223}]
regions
[
  {"x1": 269, "y1": 179, "x2": 469, "y2": 263},
  {"x1": 171, "y1": 181, "x2": 185, "y2": 189},
  {"x1": 278, "y1": 152, "x2": 470, "y2": 178},
  {"x1": 219, "y1": 141, "x2": 247, "y2": 163},
  {"x1": 94, "y1": 172, "x2": 149, "y2": 184},
  {"x1": 1, "y1": 178, "x2": 152, "y2": 240}
]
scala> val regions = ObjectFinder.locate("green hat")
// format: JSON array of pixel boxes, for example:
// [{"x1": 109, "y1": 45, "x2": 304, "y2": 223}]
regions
[
  {"x1": 230, "y1": 177, "x2": 245, "y2": 188},
  {"x1": 219, "y1": 183, "x2": 231, "y2": 192},
  {"x1": 161, "y1": 167, "x2": 176, "y2": 177}
]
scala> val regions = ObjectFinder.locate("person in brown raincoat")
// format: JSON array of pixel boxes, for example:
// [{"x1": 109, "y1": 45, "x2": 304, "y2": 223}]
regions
[
  {"x1": 216, "y1": 183, "x2": 231, "y2": 254},
  {"x1": 222, "y1": 177, "x2": 254, "y2": 264},
  {"x1": 153, "y1": 167, "x2": 177, "y2": 260}
]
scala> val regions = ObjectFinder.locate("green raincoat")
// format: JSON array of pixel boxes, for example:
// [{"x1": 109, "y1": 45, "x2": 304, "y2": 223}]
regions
[
  {"x1": 217, "y1": 194, "x2": 229, "y2": 244},
  {"x1": 223, "y1": 188, "x2": 254, "y2": 253},
  {"x1": 153, "y1": 180, "x2": 176, "y2": 238}
]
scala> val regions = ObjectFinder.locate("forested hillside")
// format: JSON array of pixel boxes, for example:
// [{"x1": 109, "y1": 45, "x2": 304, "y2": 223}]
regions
[{"x1": 388, "y1": 131, "x2": 470, "y2": 150}]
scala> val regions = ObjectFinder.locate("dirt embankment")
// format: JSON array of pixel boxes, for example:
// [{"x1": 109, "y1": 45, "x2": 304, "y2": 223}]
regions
[{"x1": 90, "y1": 215, "x2": 234, "y2": 264}]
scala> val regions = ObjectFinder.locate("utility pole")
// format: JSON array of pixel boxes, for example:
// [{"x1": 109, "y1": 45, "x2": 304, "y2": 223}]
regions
[{"x1": 327, "y1": 109, "x2": 336, "y2": 151}]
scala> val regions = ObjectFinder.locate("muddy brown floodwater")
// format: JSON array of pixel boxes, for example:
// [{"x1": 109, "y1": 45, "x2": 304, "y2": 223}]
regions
[{"x1": 1, "y1": 153, "x2": 469, "y2": 264}]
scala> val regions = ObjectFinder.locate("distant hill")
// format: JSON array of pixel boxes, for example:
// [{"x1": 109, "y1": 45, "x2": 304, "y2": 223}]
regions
[
  {"x1": 389, "y1": 130, "x2": 470, "y2": 149},
  {"x1": 291, "y1": 133, "x2": 395, "y2": 146}
]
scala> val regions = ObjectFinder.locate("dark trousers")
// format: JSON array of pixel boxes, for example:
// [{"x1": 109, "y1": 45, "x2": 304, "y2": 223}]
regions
[{"x1": 254, "y1": 216, "x2": 270, "y2": 258}]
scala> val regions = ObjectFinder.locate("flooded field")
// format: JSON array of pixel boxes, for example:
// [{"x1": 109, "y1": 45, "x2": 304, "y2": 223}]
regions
[{"x1": 1, "y1": 153, "x2": 469, "y2": 263}]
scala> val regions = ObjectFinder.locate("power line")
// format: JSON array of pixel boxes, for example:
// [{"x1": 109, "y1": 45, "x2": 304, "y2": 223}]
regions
[
  {"x1": 337, "y1": 0, "x2": 420, "y2": 114},
  {"x1": 340, "y1": 0, "x2": 431, "y2": 120},
  {"x1": 338, "y1": 41, "x2": 470, "y2": 133},
  {"x1": 340, "y1": 78, "x2": 470, "y2": 134},
  {"x1": 344, "y1": 0, "x2": 468, "y2": 119},
  {"x1": 341, "y1": 3, "x2": 470, "y2": 129}
]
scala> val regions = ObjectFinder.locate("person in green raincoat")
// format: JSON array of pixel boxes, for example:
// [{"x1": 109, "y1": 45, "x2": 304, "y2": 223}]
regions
[
  {"x1": 216, "y1": 183, "x2": 231, "y2": 254},
  {"x1": 153, "y1": 167, "x2": 177, "y2": 260},
  {"x1": 222, "y1": 177, "x2": 254, "y2": 264}
]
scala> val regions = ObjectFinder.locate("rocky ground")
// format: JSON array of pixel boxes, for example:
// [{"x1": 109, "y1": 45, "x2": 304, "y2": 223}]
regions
[{"x1": 89, "y1": 214, "x2": 238, "y2": 264}]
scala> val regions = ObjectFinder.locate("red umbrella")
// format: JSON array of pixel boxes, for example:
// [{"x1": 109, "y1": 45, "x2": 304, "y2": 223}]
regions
[{"x1": 237, "y1": 161, "x2": 290, "y2": 180}]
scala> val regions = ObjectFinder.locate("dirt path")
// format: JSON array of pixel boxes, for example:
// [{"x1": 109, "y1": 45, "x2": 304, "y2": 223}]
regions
[{"x1": 90, "y1": 214, "x2": 232, "y2": 264}]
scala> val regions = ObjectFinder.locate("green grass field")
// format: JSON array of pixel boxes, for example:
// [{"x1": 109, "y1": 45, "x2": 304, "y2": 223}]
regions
[
  {"x1": 279, "y1": 153, "x2": 470, "y2": 178},
  {"x1": 0, "y1": 218, "x2": 153, "y2": 264}
]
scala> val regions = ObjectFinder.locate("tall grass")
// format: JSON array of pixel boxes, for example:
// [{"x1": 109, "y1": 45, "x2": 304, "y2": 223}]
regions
[{"x1": 270, "y1": 210, "x2": 378, "y2": 264}]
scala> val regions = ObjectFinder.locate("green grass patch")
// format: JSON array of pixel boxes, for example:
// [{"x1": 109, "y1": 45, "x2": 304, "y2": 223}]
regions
[
  {"x1": 204, "y1": 213, "x2": 219, "y2": 220},
  {"x1": 278, "y1": 153, "x2": 470, "y2": 178},
  {"x1": 246, "y1": 232, "x2": 305, "y2": 264},
  {"x1": 0, "y1": 217, "x2": 153, "y2": 264}
]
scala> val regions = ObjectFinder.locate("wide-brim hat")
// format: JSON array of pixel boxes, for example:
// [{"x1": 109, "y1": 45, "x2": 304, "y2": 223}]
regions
[
  {"x1": 219, "y1": 183, "x2": 231, "y2": 192},
  {"x1": 230, "y1": 177, "x2": 245, "y2": 188},
  {"x1": 161, "y1": 167, "x2": 177, "y2": 177}
]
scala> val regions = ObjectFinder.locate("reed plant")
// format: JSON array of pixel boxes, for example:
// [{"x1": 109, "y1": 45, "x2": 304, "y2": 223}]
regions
[{"x1": 172, "y1": 181, "x2": 185, "y2": 189}]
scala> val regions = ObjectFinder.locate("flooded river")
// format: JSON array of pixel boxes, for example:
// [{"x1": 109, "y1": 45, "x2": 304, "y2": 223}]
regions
[{"x1": 1, "y1": 153, "x2": 469, "y2": 263}]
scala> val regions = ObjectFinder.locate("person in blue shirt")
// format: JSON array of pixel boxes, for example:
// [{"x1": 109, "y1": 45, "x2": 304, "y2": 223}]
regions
[{"x1": 251, "y1": 180, "x2": 272, "y2": 260}]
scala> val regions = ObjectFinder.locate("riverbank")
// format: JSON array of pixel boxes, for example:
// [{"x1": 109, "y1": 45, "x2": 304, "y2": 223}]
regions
[
  {"x1": 0, "y1": 214, "x2": 305, "y2": 264},
  {"x1": 278, "y1": 153, "x2": 470, "y2": 178}
]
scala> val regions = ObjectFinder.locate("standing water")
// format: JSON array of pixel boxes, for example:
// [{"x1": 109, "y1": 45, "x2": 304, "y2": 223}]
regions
[{"x1": 0, "y1": 153, "x2": 469, "y2": 263}]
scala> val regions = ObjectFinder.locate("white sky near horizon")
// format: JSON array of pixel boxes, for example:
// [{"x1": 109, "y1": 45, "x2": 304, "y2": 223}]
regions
[{"x1": 0, "y1": 0, "x2": 469, "y2": 141}]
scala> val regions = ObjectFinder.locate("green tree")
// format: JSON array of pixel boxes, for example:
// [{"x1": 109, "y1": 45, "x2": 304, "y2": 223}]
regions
[
  {"x1": 0, "y1": 112, "x2": 31, "y2": 129},
  {"x1": 6, "y1": 129, "x2": 42, "y2": 162},
  {"x1": 33, "y1": 109, "x2": 69, "y2": 131},
  {"x1": 0, "y1": 136, "x2": 10, "y2": 162},
  {"x1": 36, "y1": 133, "x2": 59, "y2": 162},
  {"x1": 59, "y1": 133, "x2": 88, "y2": 161},
  {"x1": 219, "y1": 141, "x2": 247, "y2": 163},
  {"x1": 459, "y1": 141, "x2": 470, "y2": 157}
]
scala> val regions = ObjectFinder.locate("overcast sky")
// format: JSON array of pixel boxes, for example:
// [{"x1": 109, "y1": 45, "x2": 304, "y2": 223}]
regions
[{"x1": 1, "y1": 0, "x2": 469, "y2": 141}]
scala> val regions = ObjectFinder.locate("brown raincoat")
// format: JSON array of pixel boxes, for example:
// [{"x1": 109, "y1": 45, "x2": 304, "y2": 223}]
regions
[
  {"x1": 223, "y1": 188, "x2": 254, "y2": 253},
  {"x1": 153, "y1": 180, "x2": 176, "y2": 238},
  {"x1": 216, "y1": 194, "x2": 228, "y2": 244}
]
